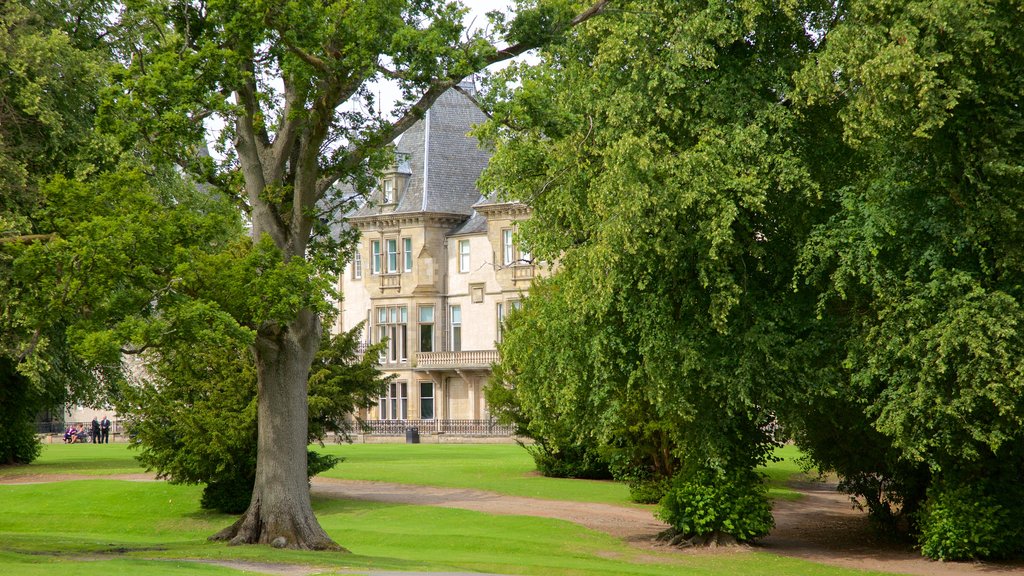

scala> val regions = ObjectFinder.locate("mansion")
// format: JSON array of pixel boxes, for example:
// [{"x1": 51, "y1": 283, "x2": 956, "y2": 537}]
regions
[{"x1": 336, "y1": 84, "x2": 541, "y2": 435}]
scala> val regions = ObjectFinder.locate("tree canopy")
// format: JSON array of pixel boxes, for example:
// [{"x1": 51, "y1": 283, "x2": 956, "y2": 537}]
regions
[{"x1": 482, "y1": 0, "x2": 1024, "y2": 558}]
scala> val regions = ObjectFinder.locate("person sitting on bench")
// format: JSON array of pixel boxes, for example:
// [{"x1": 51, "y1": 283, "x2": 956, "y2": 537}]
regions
[{"x1": 64, "y1": 425, "x2": 77, "y2": 444}]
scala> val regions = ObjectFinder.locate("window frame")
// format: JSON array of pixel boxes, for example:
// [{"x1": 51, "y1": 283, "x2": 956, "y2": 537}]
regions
[
  {"x1": 458, "y1": 239, "x2": 471, "y2": 273},
  {"x1": 386, "y1": 238, "x2": 399, "y2": 273},
  {"x1": 370, "y1": 240, "x2": 381, "y2": 274},
  {"x1": 376, "y1": 305, "x2": 408, "y2": 363},
  {"x1": 418, "y1": 305, "x2": 434, "y2": 353},
  {"x1": 403, "y1": 237, "x2": 413, "y2": 272},
  {"x1": 502, "y1": 229, "x2": 514, "y2": 266},
  {"x1": 450, "y1": 305, "x2": 462, "y2": 352},
  {"x1": 419, "y1": 382, "x2": 435, "y2": 420},
  {"x1": 352, "y1": 250, "x2": 363, "y2": 280},
  {"x1": 379, "y1": 381, "x2": 408, "y2": 420}
]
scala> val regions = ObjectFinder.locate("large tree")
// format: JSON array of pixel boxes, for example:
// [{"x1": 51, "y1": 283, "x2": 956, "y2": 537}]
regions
[
  {"x1": 482, "y1": 0, "x2": 1024, "y2": 559},
  {"x1": 792, "y1": 0, "x2": 1024, "y2": 559},
  {"x1": 104, "y1": 0, "x2": 611, "y2": 550},
  {"x1": 479, "y1": 0, "x2": 836, "y2": 543},
  {"x1": 0, "y1": 0, "x2": 124, "y2": 463}
]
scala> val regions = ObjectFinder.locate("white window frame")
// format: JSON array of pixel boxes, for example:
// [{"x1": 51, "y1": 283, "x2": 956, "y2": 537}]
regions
[
  {"x1": 502, "y1": 229, "x2": 514, "y2": 266},
  {"x1": 352, "y1": 250, "x2": 362, "y2": 280},
  {"x1": 403, "y1": 237, "x2": 413, "y2": 272},
  {"x1": 450, "y1": 305, "x2": 462, "y2": 352},
  {"x1": 376, "y1": 305, "x2": 408, "y2": 363},
  {"x1": 370, "y1": 240, "x2": 381, "y2": 274},
  {"x1": 386, "y1": 238, "x2": 398, "y2": 273},
  {"x1": 383, "y1": 179, "x2": 395, "y2": 204},
  {"x1": 496, "y1": 302, "x2": 505, "y2": 344},
  {"x1": 458, "y1": 239, "x2": 470, "y2": 273}
]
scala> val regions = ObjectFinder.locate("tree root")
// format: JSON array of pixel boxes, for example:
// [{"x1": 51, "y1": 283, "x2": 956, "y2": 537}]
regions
[{"x1": 210, "y1": 503, "x2": 347, "y2": 552}]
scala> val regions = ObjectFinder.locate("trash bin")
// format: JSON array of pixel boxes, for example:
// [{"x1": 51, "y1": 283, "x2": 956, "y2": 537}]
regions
[{"x1": 405, "y1": 427, "x2": 420, "y2": 444}]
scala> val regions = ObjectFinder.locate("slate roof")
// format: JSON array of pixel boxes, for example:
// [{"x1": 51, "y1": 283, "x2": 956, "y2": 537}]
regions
[
  {"x1": 350, "y1": 83, "x2": 490, "y2": 220},
  {"x1": 449, "y1": 210, "x2": 488, "y2": 236}
]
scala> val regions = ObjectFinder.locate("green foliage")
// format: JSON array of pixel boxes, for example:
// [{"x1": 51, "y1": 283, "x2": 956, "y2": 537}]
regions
[
  {"x1": 119, "y1": 325, "x2": 389, "y2": 513},
  {"x1": 918, "y1": 480, "x2": 1024, "y2": 561},
  {"x1": 657, "y1": 468, "x2": 774, "y2": 543},
  {"x1": 790, "y1": 0, "x2": 1024, "y2": 553},
  {"x1": 486, "y1": 0, "x2": 1024, "y2": 556},
  {"x1": 525, "y1": 442, "x2": 611, "y2": 480},
  {"x1": 483, "y1": 0, "x2": 817, "y2": 520},
  {"x1": 0, "y1": 358, "x2": 42, "y2": 465}
]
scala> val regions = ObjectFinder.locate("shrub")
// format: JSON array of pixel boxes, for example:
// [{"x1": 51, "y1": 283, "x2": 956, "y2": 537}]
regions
[
  {"x1": 526, "y1": 442, "x2": 611, "y2": 479},
  {"x1": 199, "y1": 450, "x2": 341, "y2": 513},
  {"x1": 657, "y1": 467, "x2": 774, "y2": 543},
  {"x1": 627, "y1": 477, "x2": 670, "y2": 504},
  {"x1": 918, "y1": 481, "x2": 1024, "y2": 560}
]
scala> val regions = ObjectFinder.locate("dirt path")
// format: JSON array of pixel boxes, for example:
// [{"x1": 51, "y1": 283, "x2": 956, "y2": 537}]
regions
[
  {"x1": 5, "y1": 472, "x2": 1024, "y2": 575},
  {"x1": 310, "y1": 477, "x2": 1024, "y2": 576},
  {"x1": 311, "y1": 477, "x2": 667, "y2": 544}
]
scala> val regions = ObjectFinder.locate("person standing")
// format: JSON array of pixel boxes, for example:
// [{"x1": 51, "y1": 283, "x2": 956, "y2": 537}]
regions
[
  {"x1": 100, "y1": 415, "x2": 111, "y2": 444},
  {"x1": 90, "y1": 417, "x2": 100, "y2": 444}
]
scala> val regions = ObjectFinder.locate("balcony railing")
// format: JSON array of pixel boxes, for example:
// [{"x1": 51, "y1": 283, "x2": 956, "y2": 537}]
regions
[
  {"x1": 380, "y1": 273, "x2": 401, "y2": 289},
  {"x1": 512, "y1": 265, "x2": 534, "y2": 281},
  {"x1": 362, "y1": 418, "x2": 515, "y2": 437},
  {"x1": 416, "y1": 349, "x2": 499, "y2": 369}
]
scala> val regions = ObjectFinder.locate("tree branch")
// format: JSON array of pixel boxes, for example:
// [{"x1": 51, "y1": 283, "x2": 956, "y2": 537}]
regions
[
  {"x1": 281, "y1": 39, "x2": 330, "y2": 73},
  {"x1": 484, "y1": 0, "x2": 612, "y2": 66},
  {"x1": 0, "y1": 233, "x2": 56, "y2": 245}
]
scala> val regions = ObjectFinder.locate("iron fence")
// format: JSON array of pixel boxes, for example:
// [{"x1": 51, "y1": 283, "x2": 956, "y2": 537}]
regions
[{"x1": 361, "y1": 418, "x2": 515, "y2": 437}]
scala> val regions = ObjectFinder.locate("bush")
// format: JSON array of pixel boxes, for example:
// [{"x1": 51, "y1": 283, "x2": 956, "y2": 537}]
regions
[
  {"x1": 627, "y1": 477, "x2": 670, "y2": 504},
  {"x1": 526, "y1": 442, "x2": 611, "y2": 479},
  {"x1": 201, "y1": 476, "x2": 254, "y2": 514},
  {"x1": 657, "y1": 468, "x2": 774, "y2": 543},
  {"x1": 918, "y1": 481, "x2": 1024, "y2": 560},
  {"x1": 199, "y1": 450, "x2": 341, "y2": 514}
]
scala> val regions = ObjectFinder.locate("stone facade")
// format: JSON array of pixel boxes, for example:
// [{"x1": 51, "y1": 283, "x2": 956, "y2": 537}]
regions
[{"x1": 337, "y1": 85, "x2": 540, "y2": 425}]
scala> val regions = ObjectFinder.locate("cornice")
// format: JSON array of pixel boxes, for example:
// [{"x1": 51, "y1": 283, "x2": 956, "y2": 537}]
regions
[
  {"x1": 348, "y1": 211, "x2": 469, "y2": 230},
  {"x1": 474, "y1": 201, "x2": 531, "y2": 218}
]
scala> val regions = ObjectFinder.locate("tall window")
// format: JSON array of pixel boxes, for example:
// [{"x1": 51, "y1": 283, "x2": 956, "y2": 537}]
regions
[
  {"x1": 377, "y1": 305, "x2": 408, "y2": 363},
  {"x1": 383, "y1": 179, "x2": 394, "y2": 203},
  {"x1": 502, "y1": 229, "x2": 514, "y2": 265},
  {"x1": 450, "y1": 305, "x2": 462, "y2": 352},
  {"x1": 352, "y1": 251, "x2": 362, "y2": 280},
  {"x1": 496, "y1": 302, "x2": 504, "y2": 343},
  {"x1": 458, "y1": 239, "x2": 470, "y2": 273},
  {"x1": 371, "y1": 240, "x2": 381, "y2": 274},
  {"x1": 403, "y1": 237, "x2": 413, "y2": 272},
  {"x1": 379, "y1": 382, "x2": 407, "y2": 420},
  {"x1": 420, "y1": 382, "x2": 434, "y2": 420},
  {"x1": 386, "y1": 238, "x2": 398, "y2": 273},
  {"x1": 419, "y1": 306, "x2": 434, "y2": 352}
]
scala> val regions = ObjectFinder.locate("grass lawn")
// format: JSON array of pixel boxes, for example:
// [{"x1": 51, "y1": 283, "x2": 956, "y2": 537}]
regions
[
  {"x1": 1, "y1": 442, "x2": 813, "y2": 506},
  {"x1": 0, "y1": 478, "x2": 892, "y2": 576},
  {"x1": 0, "y1": 442, "x2": 887, "y2": 576},
  {"x1": 315, "y1": 442, "x2": 635, "y2": 505}
]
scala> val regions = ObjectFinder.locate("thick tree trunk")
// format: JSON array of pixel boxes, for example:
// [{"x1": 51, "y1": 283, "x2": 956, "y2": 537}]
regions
[{"x1": 210, "y1": 309, "x2": 343, "y2": 551}]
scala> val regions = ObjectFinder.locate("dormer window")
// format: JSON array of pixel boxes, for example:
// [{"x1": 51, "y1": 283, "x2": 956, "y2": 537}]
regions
[{"x1": 383, "y1": 179, "x2": 395, "y2": 204}]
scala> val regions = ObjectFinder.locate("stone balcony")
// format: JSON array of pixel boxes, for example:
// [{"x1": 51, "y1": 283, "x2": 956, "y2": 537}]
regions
[
  {"x1": 379, "y1": 273, "x2": 401, "y2": 291},
  {"x1": 416, "y1": 350, "x2": 499, "y2": 369},
  {"x1": 511, "y1": 265, "x2": 534, "y2": 281}
]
